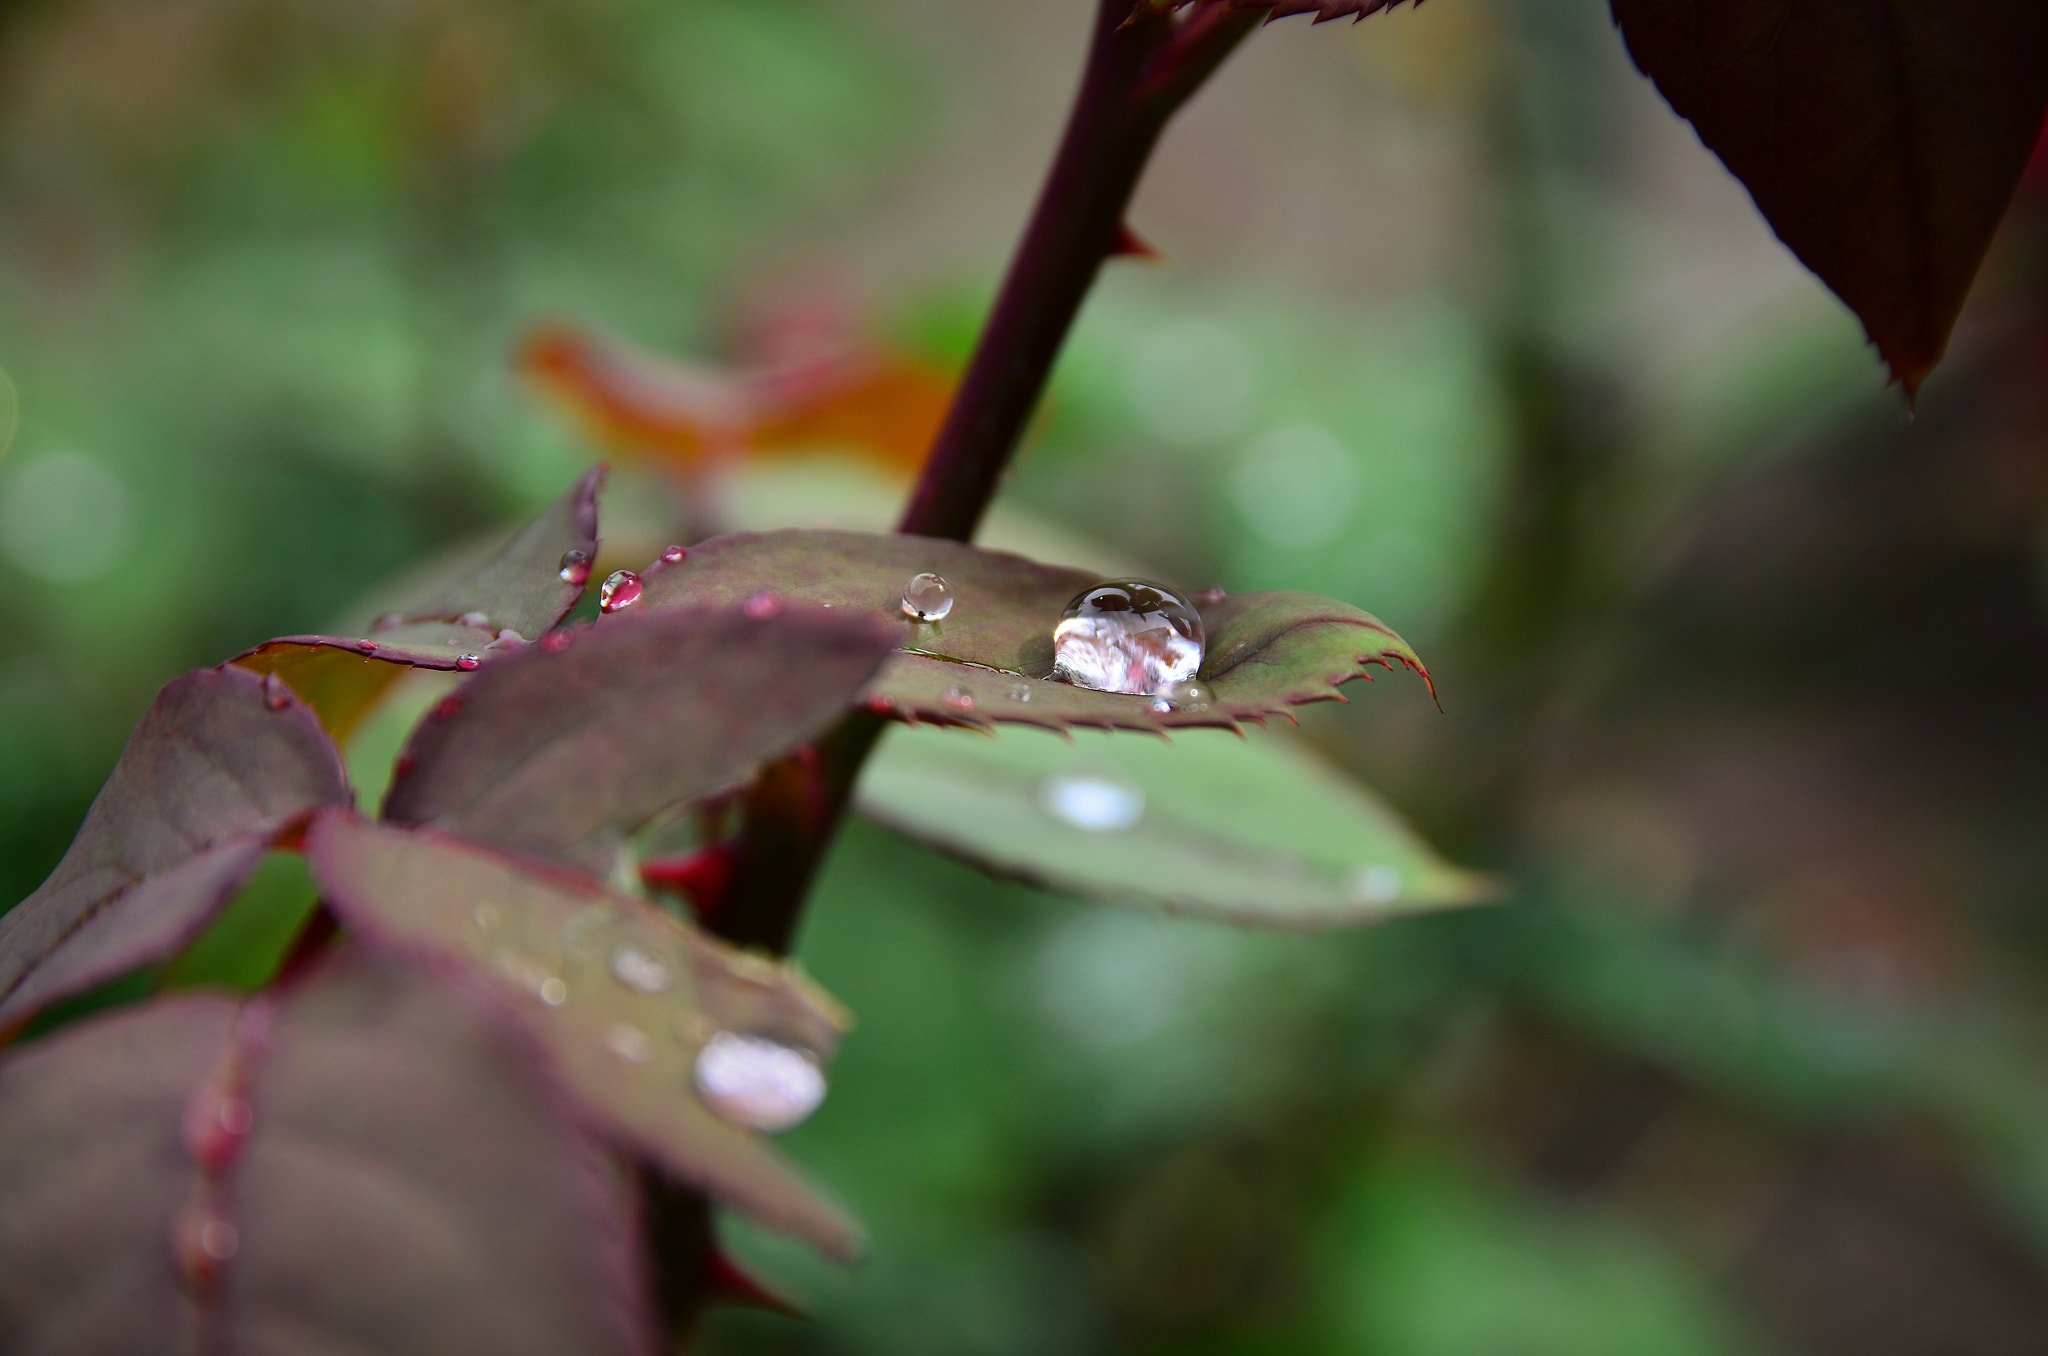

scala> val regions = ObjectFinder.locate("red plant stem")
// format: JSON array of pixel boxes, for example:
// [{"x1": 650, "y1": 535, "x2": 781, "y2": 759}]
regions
[{"x1": 714, "y1": 2, "x2": 1258, "y2": 956}]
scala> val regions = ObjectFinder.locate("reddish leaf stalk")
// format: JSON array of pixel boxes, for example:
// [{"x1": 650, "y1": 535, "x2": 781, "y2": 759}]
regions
[{"x1": 713, "y1": 2, "x2": 1257, "y2": 957}]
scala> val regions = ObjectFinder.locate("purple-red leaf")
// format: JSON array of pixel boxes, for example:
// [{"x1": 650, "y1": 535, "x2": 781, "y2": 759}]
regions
[
  {"x1": 0, "y1": 667, "x2": 350, "y2": 1029},
  {"x1": 1610, "y1": 0, "x2": 2048, "y2": 395},
  {"x1": 1164, "y1": 0, "x2": 1417, "y2": 23},
  {"x1": 233, "y1": 467, "x2": 605, "y2": 737},
  {"x1": 637, "y1": 530, "x2": 1431, "y2": 734},
  {"x1": 382, "y1": 605, "x2": 899, "y2": 873},
  {"x1": 0, "y1": 949, "x2": 653, "y2": 1356},
  {"x1": 306, "y1": 813, "x2": 863, "y2": 1261}
]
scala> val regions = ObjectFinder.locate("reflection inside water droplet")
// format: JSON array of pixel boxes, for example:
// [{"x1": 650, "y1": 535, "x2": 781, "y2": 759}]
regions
[
  {"x1": 1052, "y1": 580, "x2": 1204, "y2": 697},
  {"x1": 1160, "y1": 679, "x2": 1211, "y2": 713},
  {"x1": 606, "y1": 1023, "x2": 655, "y2": 1065},
  {"x1": 559, "y1": 549, "x2": 593, "y2": 585},
  {"x1": 1040, "y1": 772, "x2": 1144, "y2": 832},
  {"x1": 599, "y1": 570, "x2": 643, "y2": 613},
  {"x1": 455, "y1": 653, "x2": 480, "y2": 671},
  {"x1": 1347, "y1": 864, "x2": 1402, "y2": 904},
  {"x1": 693, "y1": 1031, "x2": 826, "y2": 1133},
  {"x1": 610, "y1": 945, "x2": 673, "y2": 994},
  {"x1": 900, "y1": 571, "x2": 953, "y2": 623},
  {"x1": 942, "y1": 686, "x2": 976, "y2": 712}
]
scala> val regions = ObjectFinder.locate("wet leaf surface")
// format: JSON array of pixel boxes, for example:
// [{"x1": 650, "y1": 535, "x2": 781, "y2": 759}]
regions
[
  {"x1": 382, "y1": 606, "x2": 899, "y2": 872},
  {"x1": 307, "y1": 813, "x2": 863, "y2": 1261},
  {"x1": 0, "y1": 667, "x2": 351, "y2": 1029},
  {"x1": 1169, "y1": 0, "x2": 1415, "y2": 21},
  {"x1": 232, "y1": 469, "x2": 604, "y2": 735},
  {"x1": 1611, "y1": 0, "x2": 2048, "y2": 395},
  {"x1": 859, "y1": 724, "x2": 1496, "y2": 927},
  {"x1": 0, "y1": 949, "x2": 652, "y2": 1356},
  {"x1": 639, "y1": 529, "x2": 1430, "y2": 732}
]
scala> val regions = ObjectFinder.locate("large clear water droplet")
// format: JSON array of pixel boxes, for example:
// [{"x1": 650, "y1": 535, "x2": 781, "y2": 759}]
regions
[
  {"x1": 559, "y1": 549, "x2": 593, "y2": 585},
  {"x1": 1052, "y1": 580, "x2": 1204, "y2": 697},
  {"x1": 600, "y1": 569, "x2": 643, "y2": 613},
  {"x1": 1040, "y1": 771, "x2": 1145, "y2": 832},
  {"x1": 610, "y1": 945, "x2": 673, "y2": 994},
  {"x1": 693, "y1": 1031, "x2": 826, "y2": 1132},
  {"x1": 900, "y1": 571, "x2": 953, "y2": 622}
]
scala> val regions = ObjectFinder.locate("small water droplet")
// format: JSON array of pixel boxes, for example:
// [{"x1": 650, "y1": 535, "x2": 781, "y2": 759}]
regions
[
  {"x1": 374, "y1": 613, "x2": 405, "y2": 633},
  {"x1": 865, "y1": 695, "x2": 895, "y2": 714},
  {"x1": 355, "y1": 638, "x2": 378, "y2": 653},
  {"x1": 745, "y1": 592, "x2": 783, "y2": 620},
  {"x1": 606, "y1": 1023, "x2": 656, "y2": 1065},
  {"x1": 539, "y1": 977, "x2": 569, "y2": 1006},
  {"x1": 261, "y1": 675, "x2": 293, "y2": 711},
  {"x1": 473, "y1": 903, "x2": 501, "y2": 931},
  {"x1": 1347, "y1": 864, "x2": 1402, "y2": 904},
  {"x1": 457, "y1": 610, "x2": 490, "y2": 629},
  {"x1": 1040, "y1": 772, "x2": 1145, "y2": 832},
  {"x1": 599, "y1": 569, "x2": 644, "y2": 613},
  {"x1": 942, "y1": 686, "x2": 976, "y2": 712},
  {"x1": 661, "y1": 544, "x2": 686, "y2": 565},
  {"x1": 541, "y1": 630, "x2": 572, "y2": 654},
  {"x1": 455, "y1": 653, "x2": 480, "y2": 671},
  {"x1": 1156, "y1": 679, "x2": 1211, "y2": 714},
  {"x1": 610, "y1": 945, "x2": 674, "y2": 994},
  {"x1": 1008, "y1": 682, "x2": 1033, "y2": 703},
  {"x1": 693, "y1": 1031, "x2": 826, "y2": 1133},
  {"x1": 559, "y1": 549, "x2": 593, "y2": 585},
  {"x1": 1052, "y1": 580, "x2": 1204, "y2": 697},
  {"x1": 492, "y1": 629, "x2": 527, "y2": 649},
  {"x1": 900, "y1": 571, "x2": 953, "y2": 623}
]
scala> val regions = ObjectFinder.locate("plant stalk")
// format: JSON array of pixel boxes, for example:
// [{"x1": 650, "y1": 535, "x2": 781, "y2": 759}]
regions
[{"x1": 713, "y1": 1, "x2": 1258, "y2": 956}]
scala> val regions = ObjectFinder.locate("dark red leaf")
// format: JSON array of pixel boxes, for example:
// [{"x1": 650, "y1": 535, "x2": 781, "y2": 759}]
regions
[
  {"x1": 233, "y1": 468, "x2": 605, "y2": 737},
  {"x1": 1165, "y1": 0, "x2": 1417, "y2": 23},
  {"x1": 0, "y1": 667, "x2": 351, "y2": 1029},
  {"x1": 306, "y1": 813, "x2": 862, "y2": 1260},
  {"x1": 1610, "y1": 0, "x2": 2048, "y2": 395},
  {"x1": 381, "y1": 606, "x2": 898, "y2": 872},
  {"x1": 0, "y1": 950, "x2": 654, "y2": 1355}
]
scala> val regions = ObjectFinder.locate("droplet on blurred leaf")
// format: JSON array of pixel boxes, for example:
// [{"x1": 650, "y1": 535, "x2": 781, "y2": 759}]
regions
[
  {"x1": 455, "y1": 654, "x2": 480, "y2": 672},
  {"x1": 941, "y1": 686, "x2": 976, "y2": 712},
  {"x1": 661, "y1": 544, "x2": 686, "y2": 565},
  {"x1": 900, "y1": 571, "x2": 953, "y2": 622},
  {"x1": 693, "y1": 1031, "x2": 826, "y2": 1133},
  {"x1": 1052, "y1": 580, "x2": 1204, "y2": 697},
  {"x1": 609, "y1": 945, "x2": 673, "y2": 995},
  {"x1": 558, "y1": 549, "x2": 593, "y2": 586},
  {"x1": 599, "y1": 570, "x2": 643, "y2": 613},
  {"x1": 1040, "y1": 771, "x2": 1145, "y2": 832}
]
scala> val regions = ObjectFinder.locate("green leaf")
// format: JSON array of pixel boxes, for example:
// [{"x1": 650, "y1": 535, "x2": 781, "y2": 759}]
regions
[
  {"x1": 306, "y1": 812, "x2": 863, "y2": 1262},
  {"x1": 639, "y1": 529, "x2": 1431, "y2": 733},
  {"x1": 233, "y1": 468, "x2": 605, "y2": 738},
  {"x1": 858, "y1": 723, "x2": 1494, "y2": 927},
  {"x1": 0, "y1": 667, "x2": 351, "y2": 1029},
  {"x1": 382, "y1": 604, "x2": 899, "y2": 874},
  {"x1": 0, "y1": 950, "x2": 651, "y2": 1355}
]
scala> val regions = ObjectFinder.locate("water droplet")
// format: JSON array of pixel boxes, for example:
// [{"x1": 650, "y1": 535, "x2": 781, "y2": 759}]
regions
[
  {"x1": 1008, "y1": 682, "x2": 1033, "y2": 703},
  {"x1": 606, "y1": 1023, "x2": 656, "y2": 1065},
  {"x1": 539, "y1": 977, "x2": 569, "y2": 1006},
  {"x1": 745, "y1": 592, "x2": 783, "y2": 619},
  {"x1": 261, "y1": 675, "x2": 293, "y2": 711},
  {"x1": 491, "y1": 629, "x2": 527, "y2": 649},
  {"x1": 942, "y1": 686, "x2": 976, "y2": 712},
  {"x1": 455, "y1": 653, "x2": 480, "y2": 671},
  {"x1": 599, "y1": 569, "x2": 643, "y2": 613},
  {"x1": 661, "y1": 544, "x2": 687, "y2": 565},
  {"x1": 1156, "y1": 679, "x2": 1212, "y2": 714},
  {"x1": 693, "y1": 1031, "x2": 826, "y2": 1133},
  {"x1": 900, "y1": 572, "x2": 953, "y2": 623},
  {"x1": 541, "y1": 630, "x2": 572, "y2": 654},
  {"x1": 610, "y1": 945, "x2": 673, "y2": 994},
  {"x1": 865, "y1": 695, "x2": 895, "y2": 714},
  {"x1": 373, "y1": 612, "x2": 405, "y2": 633},
  {"x1": 457, "y1": 610, "x2": 490, "y2": 629},
  {"x1": 1052, "y1": 580, "x2": 1204, "y2": 697},
  {"x1": 559, "y1": 549, "x2": 593, "y2": 585},
  {"x1": 1040, "y1": 772, "x2": 1145, "y2": 832},
  {"x1": 1347, "y1": 864, "x2": 1402, "y2": 905},
  {"x1": 355, "y1": 638, "x2": 378, "y2": 653}
]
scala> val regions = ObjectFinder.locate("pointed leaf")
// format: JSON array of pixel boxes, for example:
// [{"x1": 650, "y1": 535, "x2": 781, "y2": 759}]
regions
[
  {"x1": 232, "y1": 468, "x2": 603, "y2": 735},
  {"x1": 859, "y1": 724, "x2": 1494, "y2": 926},
  {"x1": 382, "y1": 605, "x2": 899, "y2": 872},
  {"x1": 0, "y1": 667, "x2": 351, "y2": 1028},
  {"x1": 0, "y1": 950, "x2": 652, "y2": 1356},
  {"x1": 637, "y1": 529, "x2": 1430, "y2": 733},
  {"x1": 1167, "y1": 0, "x2": 1417, "y2": 22},
  {"x1": 1611, "y1": 0, "x2": 2048, "y2": 394},
  {"x1": 307, "y1": 813, "x2": 863, "y2": 1261}
]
